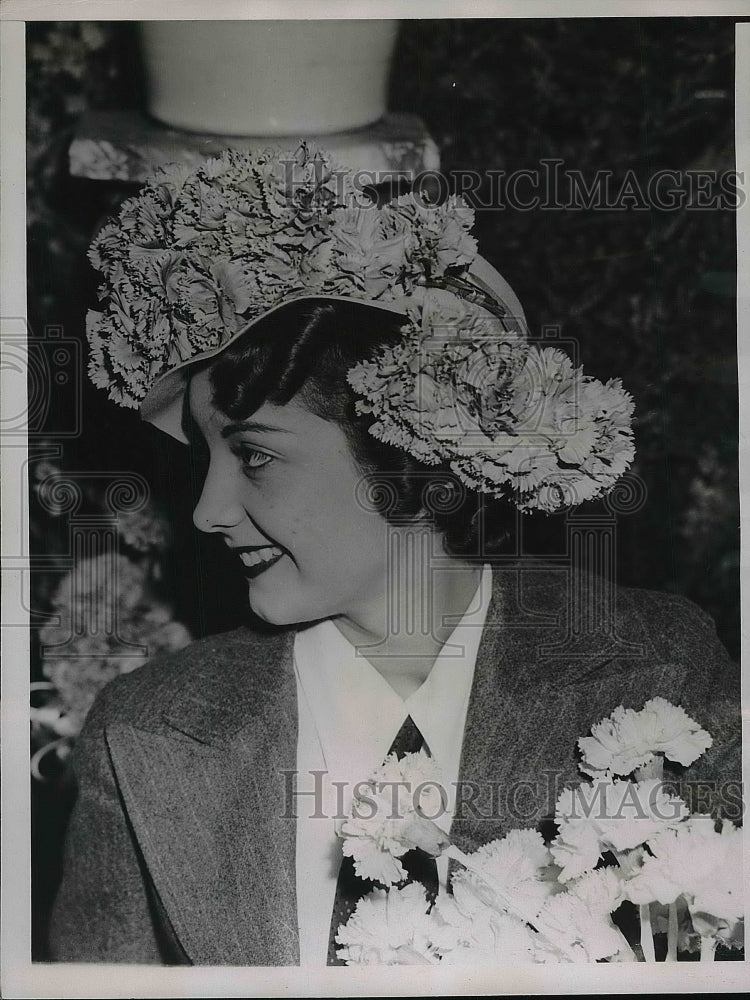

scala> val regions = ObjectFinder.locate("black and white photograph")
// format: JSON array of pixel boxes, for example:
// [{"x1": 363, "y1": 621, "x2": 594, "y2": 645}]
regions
[{"x1": 2, "y1": 2, "x2": 748, "y2": 996}]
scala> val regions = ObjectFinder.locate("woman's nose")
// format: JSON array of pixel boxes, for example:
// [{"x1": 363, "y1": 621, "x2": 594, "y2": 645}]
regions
[{"x1": 192, "y1": 460, "x2": 245, "y2": 533}]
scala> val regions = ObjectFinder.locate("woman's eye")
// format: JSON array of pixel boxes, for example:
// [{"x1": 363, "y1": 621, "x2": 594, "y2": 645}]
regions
[{"x1": 236, "y1": 445, "x2": 274, "y2": 474}]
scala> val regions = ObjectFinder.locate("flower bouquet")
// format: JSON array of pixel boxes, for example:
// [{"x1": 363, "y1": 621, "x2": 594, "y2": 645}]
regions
[{"x1": 333, "y1": 699, "x2": 743, "y2": 965}]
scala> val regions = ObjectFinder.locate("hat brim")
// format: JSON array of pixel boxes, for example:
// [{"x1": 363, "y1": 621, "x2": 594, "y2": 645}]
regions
[
  {"x1": 140, "y1": 294, "x2": 411, "y2": 443},
  {"x1": 140, "y1": 256, "x2": 528, "y2": 444}
]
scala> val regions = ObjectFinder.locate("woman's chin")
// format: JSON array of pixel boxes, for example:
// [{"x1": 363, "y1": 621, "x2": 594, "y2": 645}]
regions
[
  {"x1": 246, "y1": 597, "x2": 323, "y2": 628},
  {"x1": 244, "y1": 575, "x2": 330, "y2": 628}
]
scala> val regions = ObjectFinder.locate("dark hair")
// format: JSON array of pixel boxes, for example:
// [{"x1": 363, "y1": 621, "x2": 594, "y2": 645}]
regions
[{"x1": 207, "y1": 298, "x2": 514, "y2": 557}]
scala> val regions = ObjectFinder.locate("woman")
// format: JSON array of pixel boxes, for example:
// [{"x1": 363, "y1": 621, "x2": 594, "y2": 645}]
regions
[{"x1": 50, "y1": 146, "x2": 741, "y2": 966}]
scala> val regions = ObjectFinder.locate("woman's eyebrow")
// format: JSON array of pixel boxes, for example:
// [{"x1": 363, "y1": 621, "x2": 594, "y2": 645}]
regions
[{"x1": 221, "y1": 420, "x2": 293, "y2": 438}]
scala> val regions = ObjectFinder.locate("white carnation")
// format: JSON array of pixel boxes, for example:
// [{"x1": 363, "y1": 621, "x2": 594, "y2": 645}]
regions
[
  {"x1": 452, "y1": 829, "x2": 558, "y2": 922},
  {"x1": 536, "y1": 869, "x2": 626, "y2": 963},
  {"x1": 551, "y1": 779, "x2": 689, "y2": 882},
  {"x1": 627, "y1": 817, "x2": 744, "y2": 930},
  {"x1": 339, "y1": 751, "x2": 450, "y2": 886},
  {"x1": 578, "y1": 698, "x2": 712, "y2": 779},
  {"x1": 335, "y1": 883, "x2": 436, "y2": 965}
]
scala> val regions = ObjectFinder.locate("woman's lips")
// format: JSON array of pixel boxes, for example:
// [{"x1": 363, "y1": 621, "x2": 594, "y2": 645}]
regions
[{"x1": 236, "y1": 545, "x2": 284, "y2": 579}]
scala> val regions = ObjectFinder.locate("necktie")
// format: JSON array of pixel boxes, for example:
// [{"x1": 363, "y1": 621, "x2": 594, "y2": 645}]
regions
[{"x1": 326, "y1": 715, "x2": 440, "y2": 965}]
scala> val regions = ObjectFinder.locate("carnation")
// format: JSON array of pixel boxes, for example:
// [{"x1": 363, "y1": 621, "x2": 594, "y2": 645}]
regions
[
  {"x1": 339, "y1": 750, "x2": 450, "y2": 885},
  {"x1": 450, "y1": 829, "x2": 558, "y2": 923},
  {"x1": 431, "y1": 883, "x2": 539, "y2": 965},
  {"x1": 551, "y1": 778, "x2": 689, "y2": 881},
  {"x1": 350, "y1": 310, "x2": 635, "y2": 513},
  {"x1": 578, "y1": 698, "x2": 713, "y2": 779},
  {"x1": 335, "y1": 883, "x2": 437, "y2": 965},
  {"x1": 626, "y1": 817, "x2": 744, "y2": 928},
  {"x1": 535, "y1": 869, "x2": 627, "y2": 963}
]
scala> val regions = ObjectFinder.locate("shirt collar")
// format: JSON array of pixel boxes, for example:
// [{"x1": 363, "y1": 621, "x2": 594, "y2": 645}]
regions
[
  {"x1": 293, "y1": 564, "x2": 493, "y2": 787},
  {"x1": 405, "y1": 562, "x2": 492, "y2": 770}
]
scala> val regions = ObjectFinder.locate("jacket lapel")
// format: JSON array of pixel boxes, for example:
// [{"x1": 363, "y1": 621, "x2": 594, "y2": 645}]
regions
[
  {"x1": 106, "y1": 629, "x2": 301, "y2": 966},
  {"x1": 451, "y1": 563, "x2": 675, "y2": 856},
  {"x1": 451, "y1": 563, "x2": 564, "y2": 854}
]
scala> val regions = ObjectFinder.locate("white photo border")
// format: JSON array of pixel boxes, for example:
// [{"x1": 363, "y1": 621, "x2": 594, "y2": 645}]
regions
[{"x1": 2, "y1": 3, "x2": 748, "y2": 996}]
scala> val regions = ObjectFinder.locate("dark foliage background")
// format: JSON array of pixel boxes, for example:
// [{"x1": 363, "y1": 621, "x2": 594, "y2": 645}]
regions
[{"x1": 27, "y1": 17, "x2": 741, "y2": 958}]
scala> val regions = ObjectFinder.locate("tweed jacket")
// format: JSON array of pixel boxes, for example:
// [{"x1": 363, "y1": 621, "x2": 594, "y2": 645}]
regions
[{"x1": 49, "y1": 565, "x2": 741, "y2": 965}]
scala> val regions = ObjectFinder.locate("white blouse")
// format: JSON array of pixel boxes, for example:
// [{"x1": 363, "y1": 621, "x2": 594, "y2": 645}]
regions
[{"x1": 292, "y1": 563, "x2": 493, "y2": 966}]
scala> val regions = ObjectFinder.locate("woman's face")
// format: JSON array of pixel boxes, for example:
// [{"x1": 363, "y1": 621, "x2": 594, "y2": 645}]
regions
[{"x1": 188, "y1": 369, "x2": 395, "y2": 628}]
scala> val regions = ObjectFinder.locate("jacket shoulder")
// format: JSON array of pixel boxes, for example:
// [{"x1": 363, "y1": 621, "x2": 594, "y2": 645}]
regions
[
  {"x1": 505, "y1": 562, "x2": 726, "y2": 650},
  {"x1": 94, "y1": 625, "x2": 294, "y2": 731},
  {"x1": 615, "y1": 583, "x2": 733, "y2": 666}
]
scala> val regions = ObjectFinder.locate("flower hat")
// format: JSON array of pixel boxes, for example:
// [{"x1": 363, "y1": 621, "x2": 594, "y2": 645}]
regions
[{"x1": 86, "y1": 143, "x2": 635, "y2": 512}]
